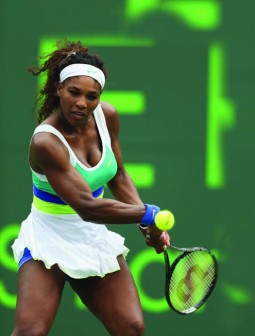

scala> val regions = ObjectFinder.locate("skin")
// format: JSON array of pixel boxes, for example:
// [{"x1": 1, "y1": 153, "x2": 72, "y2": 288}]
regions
[{"x1": 12, "y1": 75, "x2": 170, "y2": 336}]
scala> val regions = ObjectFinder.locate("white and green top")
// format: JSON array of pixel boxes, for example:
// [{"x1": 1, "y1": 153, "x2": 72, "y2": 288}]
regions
[{"x1": 32, "y1": 104, "x2": 118, "y2": 214}]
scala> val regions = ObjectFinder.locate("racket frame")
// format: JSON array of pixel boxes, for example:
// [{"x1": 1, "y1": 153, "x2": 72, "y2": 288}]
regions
[{"x1": 163, "y1": 246, "x2": 218, "y2": 315}]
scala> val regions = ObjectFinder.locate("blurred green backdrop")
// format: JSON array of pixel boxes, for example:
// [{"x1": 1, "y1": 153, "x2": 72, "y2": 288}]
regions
[{"x1": 1, "y1": 0, "x2": 255, "y2": 335}]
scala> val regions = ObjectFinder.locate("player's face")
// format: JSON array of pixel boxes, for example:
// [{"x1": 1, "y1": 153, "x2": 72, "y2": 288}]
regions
[{"x1": 57, "y1": 76, "x2": 101, "y2": 125}]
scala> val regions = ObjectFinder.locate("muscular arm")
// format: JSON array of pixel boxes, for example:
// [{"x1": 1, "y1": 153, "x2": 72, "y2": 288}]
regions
[
  {"x1": 29, "y1": 131, "x2": 145, "y2": 224},
  {"x1": 102, "y1": 102, "x2": 170, "y2": 253},
  {"x1": 102, "y1": 102, "x2": 143, "y2": 206}
]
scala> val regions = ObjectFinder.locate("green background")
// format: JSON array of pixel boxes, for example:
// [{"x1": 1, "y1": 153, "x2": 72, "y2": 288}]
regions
[{"x1": 1, "y1": 0, "x2": 255, "y2": 335}]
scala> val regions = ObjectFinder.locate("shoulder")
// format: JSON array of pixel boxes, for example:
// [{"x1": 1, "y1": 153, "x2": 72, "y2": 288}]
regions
[
  {"x1": 31, "y1": 130, "x2": 65, "y2": 151},
  {"x1": 30, "y1": 131, "x2": 69, "y2": 169},
  {"x1": 100, "y1": 101, "x2": 120, "y2": 135},
  {"x1": 100, "y1": 101, "x2": 118, "y2": 120}
]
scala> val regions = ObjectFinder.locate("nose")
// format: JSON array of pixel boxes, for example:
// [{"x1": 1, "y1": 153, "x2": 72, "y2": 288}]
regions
[{"x1": 75, "y1": 96, "x2": 87, "y2": 109}]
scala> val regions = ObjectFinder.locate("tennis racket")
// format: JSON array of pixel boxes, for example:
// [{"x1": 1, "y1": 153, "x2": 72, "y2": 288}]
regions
[{"x1": 163, "y1": 245, "x2": 218, "y2": 314}]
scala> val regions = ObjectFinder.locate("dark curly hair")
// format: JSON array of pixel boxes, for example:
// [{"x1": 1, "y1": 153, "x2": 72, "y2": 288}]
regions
[{"x1": 29, "y1": 40, "x2": 108, "y2": 124}]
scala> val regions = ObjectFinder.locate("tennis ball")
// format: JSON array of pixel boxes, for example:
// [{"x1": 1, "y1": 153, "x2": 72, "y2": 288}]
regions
[{"x1": 155, "y1": 210, "x2": 175, "y2": 231}]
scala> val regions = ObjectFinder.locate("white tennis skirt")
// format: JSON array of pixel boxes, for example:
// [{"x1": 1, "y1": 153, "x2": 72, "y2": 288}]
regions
[{"x1": 12, "y1": 206, "x2": 129, "y2": 279}]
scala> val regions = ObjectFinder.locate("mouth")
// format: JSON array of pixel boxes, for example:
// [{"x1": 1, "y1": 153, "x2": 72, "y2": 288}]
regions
[
  {"x1": 70, "y1": 111, "x2": 86, "y2": 120},
  {"x1": 72, "y1": 111, "x2": 85, "y2": 116}
]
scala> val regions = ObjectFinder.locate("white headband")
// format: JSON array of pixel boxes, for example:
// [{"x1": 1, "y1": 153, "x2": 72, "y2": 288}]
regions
[{"x1": 59, "y1": 64, "x2": 105, "y2": 89}]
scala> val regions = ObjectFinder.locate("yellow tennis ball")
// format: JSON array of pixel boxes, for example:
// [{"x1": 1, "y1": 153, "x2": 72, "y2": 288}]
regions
[{"x1": 155, "y1": 210, "x2": 175, "y2": 231}]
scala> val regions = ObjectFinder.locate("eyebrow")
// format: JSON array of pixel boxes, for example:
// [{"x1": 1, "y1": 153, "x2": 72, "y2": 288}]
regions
[{"x1": 68, "y1": 85, "x2": 99, "y2": 94}]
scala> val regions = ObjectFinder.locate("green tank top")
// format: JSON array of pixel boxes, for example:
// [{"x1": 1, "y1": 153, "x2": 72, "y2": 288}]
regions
[{"x1": 31, "y1": 104, "x2": 118, "y2": 214}]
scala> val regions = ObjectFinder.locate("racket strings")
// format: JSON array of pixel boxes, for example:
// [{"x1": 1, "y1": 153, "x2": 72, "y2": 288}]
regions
[{"x1": 168, "y1": 251, "x2": 216, "y2": 313}]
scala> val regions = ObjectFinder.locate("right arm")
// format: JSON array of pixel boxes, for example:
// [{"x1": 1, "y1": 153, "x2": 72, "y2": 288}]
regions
[{"x1": 29, "y1": 132, "x2": 146, "y2": 225}]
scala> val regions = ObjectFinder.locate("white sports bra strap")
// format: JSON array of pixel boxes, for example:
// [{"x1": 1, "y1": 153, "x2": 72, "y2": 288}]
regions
[{"x1": 33, "y1": 124, "x2": 77, "y2": 166}]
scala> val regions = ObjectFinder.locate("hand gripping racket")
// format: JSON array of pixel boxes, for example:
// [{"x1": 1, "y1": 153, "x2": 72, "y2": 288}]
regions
[{"x1": 163, "y1": 245, "x2": 218, "y2": 314}]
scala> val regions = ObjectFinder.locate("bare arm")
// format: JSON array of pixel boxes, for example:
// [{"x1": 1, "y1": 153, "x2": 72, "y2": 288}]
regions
[
  {"x1": 102, "y1": 102, "x2": 170, "y2": 253},
  {"x1": 102, "y1": 102, "x2": 143, "y2": 205}
]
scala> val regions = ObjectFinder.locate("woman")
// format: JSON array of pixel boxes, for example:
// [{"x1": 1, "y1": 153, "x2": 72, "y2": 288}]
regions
[{"x1": 11, "y1": 40, "x2": 170, "y2": 336}]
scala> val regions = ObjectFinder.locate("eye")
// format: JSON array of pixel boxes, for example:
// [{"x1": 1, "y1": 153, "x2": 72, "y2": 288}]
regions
[
  {"x1": 87, "y1": 94, "x2": 98, "y2": 101},
  {"x1": 69, "y1": 89, "x2": 80, "y2": 97}
]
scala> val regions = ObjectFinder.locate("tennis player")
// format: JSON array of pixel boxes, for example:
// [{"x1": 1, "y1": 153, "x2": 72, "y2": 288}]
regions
[{"x1": 11, "y1": 40, "x2": 170, "y2": 336}]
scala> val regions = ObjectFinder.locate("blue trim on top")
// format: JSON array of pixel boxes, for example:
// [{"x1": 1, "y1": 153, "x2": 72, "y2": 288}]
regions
[
  {"x1": 32, "y1": 184, "x2": 104, "y2": 203},
  {"x1": 92, "y1": 186, "x2": 104, "y2": 198},
  {"x1": 33, "y1": 184, "x2": 66, "y2": 204}
]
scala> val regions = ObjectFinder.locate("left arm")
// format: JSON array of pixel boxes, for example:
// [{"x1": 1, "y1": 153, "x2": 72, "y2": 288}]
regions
[
  {"x1": 102, "y1": 102, "x2": 170, "y2": 253},
  {"x1": 101, "y1": 101, "x2": 143, "y2": 205}
]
